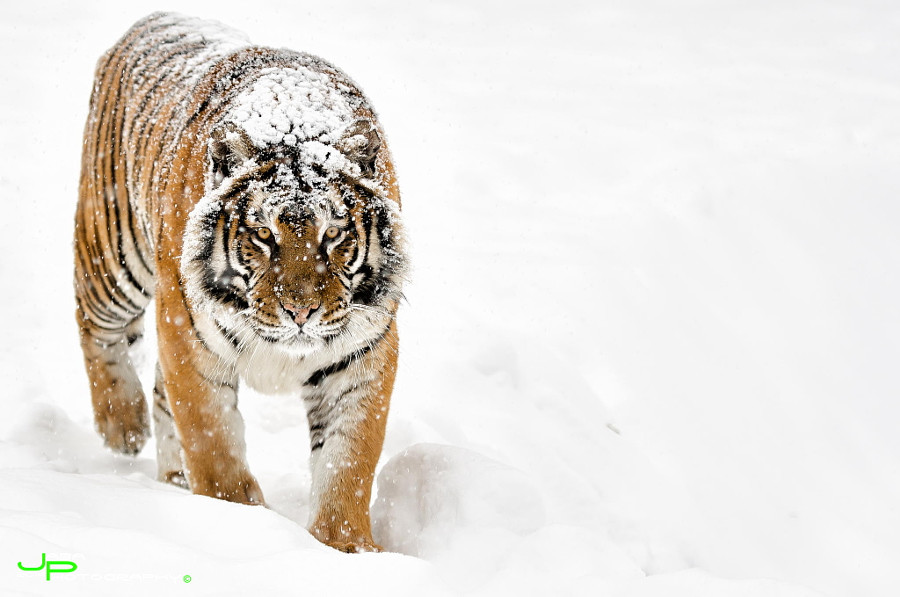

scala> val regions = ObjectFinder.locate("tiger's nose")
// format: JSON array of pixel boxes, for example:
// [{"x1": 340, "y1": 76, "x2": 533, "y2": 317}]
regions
[{"x1": 283, "y1": 302, "x2": 319, "y2": 325}]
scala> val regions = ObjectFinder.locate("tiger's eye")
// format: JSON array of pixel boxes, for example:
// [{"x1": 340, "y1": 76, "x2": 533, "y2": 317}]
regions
[
  {"x1": 325, "y1": 226, "x2": 340, "y2": 239},
  {"x1": 257, "y1": 227, "x2": 272, "y2": 240}
]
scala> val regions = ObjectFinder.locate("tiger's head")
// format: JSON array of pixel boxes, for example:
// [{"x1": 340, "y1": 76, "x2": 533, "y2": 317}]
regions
[{"x1": 181, "y1": 119, "x2": 407, "y2": 355}]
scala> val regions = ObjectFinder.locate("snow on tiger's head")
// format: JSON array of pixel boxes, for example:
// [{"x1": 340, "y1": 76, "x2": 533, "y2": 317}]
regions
[
  {"x1": 180, "y1": 108, "x2": 407, "y2": 355},
  {"x1": 229, "y1": 66, "x2": 350, "y2": 152}
]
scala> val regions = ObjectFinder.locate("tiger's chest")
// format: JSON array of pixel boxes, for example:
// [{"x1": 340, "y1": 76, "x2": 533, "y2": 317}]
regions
[
  {"x1": 237, "y1": 345, "x2": 310, "y2": 394},
  {"x1": 190, "y1": 307, "x2": 377, "y2": 396}
]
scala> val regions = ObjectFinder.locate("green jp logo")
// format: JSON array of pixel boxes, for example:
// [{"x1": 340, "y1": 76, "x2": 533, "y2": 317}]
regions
[{"x1": 17, "y1": 553, "x2": 78, "y2": 581}]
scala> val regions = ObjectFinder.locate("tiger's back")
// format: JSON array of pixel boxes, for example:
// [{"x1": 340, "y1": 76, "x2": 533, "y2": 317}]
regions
[
  {"x1": 79, "y1": 16, "x2": 241, "y2": 275},
  {"x1": 75, "y1": 13, "x2": 407, "y2": 553}
]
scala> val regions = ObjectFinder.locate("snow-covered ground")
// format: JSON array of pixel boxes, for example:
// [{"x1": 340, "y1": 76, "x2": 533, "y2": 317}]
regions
[{"x1": 1, "y1": 1, "x2": 899, "y2": 595}]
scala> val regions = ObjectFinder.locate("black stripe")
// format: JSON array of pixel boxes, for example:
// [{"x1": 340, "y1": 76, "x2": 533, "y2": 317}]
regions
[
  {"x1": 108, "y1": 183, "x2": 151, "y2": 300},
  {"x1": 192, "y1": 211, "x2": 250, "y2": 313},
  {"x1": 75, "y1": 250, "x2": 130, "y2": 324},
  {"x1": 304, "y1": 328, "x2": 386, "y2": 388},
  {"x1": 200, "y1": 271, "x2": 250, "y2": 313},
  {"x1": 105, "y1": 75, "x2": 152, "y2": 300},
  {"x1": 215, "y1": 319, "x2": 242, "y2": 350},
  {"x1": 123, "y1": 184, "x2": 154, "y2": 280},
  {"x1": 304, "y1": 398, "x2": 336, "y2": 432},
  {"x1": 224, "y1": 197, "x2": 251, "y2": 277},
  {"x1": 349, "y1": 207, "x2": 380, "y2": 306},
  {"x1": 305, "y1": 356, "x2": 353, "y2": 388},
  {"x1": 92, "y1": 51, "x2": 149, "y2": 315},
  {"x1": 82, "y1": 217, "x2": 144, "y2": 317},
  {"x1": 191, "y1": 323, "x2": 217, "y2": 355},
  {"x1": 345, "y1": 239, "x2": 361, "y2": 274},
  {"x1": 78, "y1": 285, "x2": 126, "y2": 326},
  {"x1": 153, "y1": 384, "x2": 172, "y2": 417}
]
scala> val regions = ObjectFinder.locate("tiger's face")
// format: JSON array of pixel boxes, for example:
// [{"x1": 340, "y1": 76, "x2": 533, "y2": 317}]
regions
[{"x1": 181, "y1": 121, "x2": 406, "y2": 355}]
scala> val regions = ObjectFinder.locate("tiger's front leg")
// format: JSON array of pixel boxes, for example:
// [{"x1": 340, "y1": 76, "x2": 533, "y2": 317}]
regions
[
  {"x1": 155, "y1": 279, "x2": 264, "y2": 506},
  {"x1": 304, "y1": 323, "x2": 398, "y2": 552},
  {"x1": 77, "y1": 316, "x2": 151, "y2": 455}
]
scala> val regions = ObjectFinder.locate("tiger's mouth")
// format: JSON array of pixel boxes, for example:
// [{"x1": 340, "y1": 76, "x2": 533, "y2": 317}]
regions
[{"x1": 244, "y1": 305, "x2": 348, "y2": 346}]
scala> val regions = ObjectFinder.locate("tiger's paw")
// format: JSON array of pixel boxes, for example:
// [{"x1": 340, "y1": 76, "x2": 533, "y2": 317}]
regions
[
  {"x1": 94, "y1": 393, "x2": 150, "y2": 456},
  {"x1": 323, "y1": 539, "x2": 383, "y2": 554},
  {"x1": 188, "y1": 468, "x2": 267, "y2": 507},
  {"x1": 161, "y1": 470, "x2": 189, "y2": 489},
  {"x1": 310, "y1": 521, "x2": 382, "y2": 553},
  {"x1": 217, "y1": 478, "x2": 266, "y2": 507}
]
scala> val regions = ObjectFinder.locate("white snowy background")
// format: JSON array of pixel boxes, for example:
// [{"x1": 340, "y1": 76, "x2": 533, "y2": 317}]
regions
[{"x1": 1, "y1": 1, "x2": 898, "y2": 595}]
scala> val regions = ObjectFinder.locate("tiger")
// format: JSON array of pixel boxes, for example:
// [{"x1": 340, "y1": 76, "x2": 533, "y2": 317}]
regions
[{"x1": 73, "y1": 12, "x2": 408, "y2": 553}]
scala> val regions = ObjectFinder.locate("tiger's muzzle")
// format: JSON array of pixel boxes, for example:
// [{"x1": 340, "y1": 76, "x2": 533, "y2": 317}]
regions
[{"x1": 282, "y1": 302, "x2": 320, "y2": 325}]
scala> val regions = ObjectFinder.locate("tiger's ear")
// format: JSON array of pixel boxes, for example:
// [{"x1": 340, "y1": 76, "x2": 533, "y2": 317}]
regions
[
  {"x1": 209, "y1": 122, "x2": 256, "y2": 188},
  {"x1": 337, "y1": 118, "x2": 381, "y2": 177}
]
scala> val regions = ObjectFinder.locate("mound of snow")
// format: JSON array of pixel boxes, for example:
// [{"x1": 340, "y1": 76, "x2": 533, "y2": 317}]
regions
[{"x1": 372, "y1": 443, "x2": 545, "y2": 557}]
